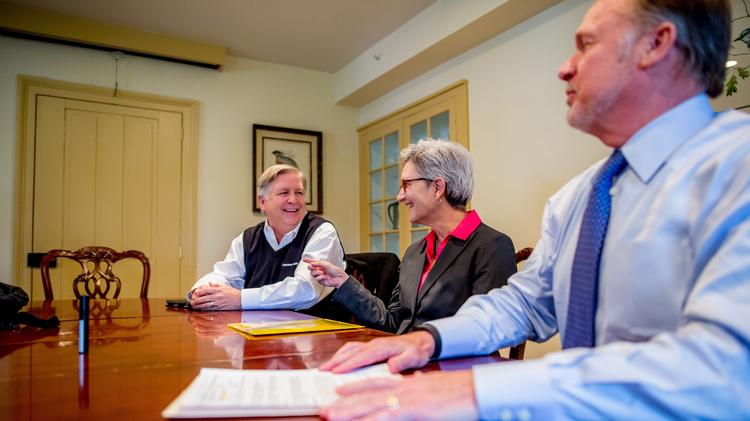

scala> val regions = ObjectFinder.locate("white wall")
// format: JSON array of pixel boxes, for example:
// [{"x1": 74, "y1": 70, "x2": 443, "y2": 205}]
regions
[
  {"x1": 360, "y1": 0, "x2": 602, "y2": 255},
  {"x1": 0, "y1": 36, "x2": 359, "y2": 284},
  {"x1": 334, "y1": 0, "x2": 507, "y2": 103}
]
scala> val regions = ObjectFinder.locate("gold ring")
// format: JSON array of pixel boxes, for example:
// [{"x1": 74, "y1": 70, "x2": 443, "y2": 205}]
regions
[{"x1": 385, "y1": 394, "x2": 400, "y2": 411}]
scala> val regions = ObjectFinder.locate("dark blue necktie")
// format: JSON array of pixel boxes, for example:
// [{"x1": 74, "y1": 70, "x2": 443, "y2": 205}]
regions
[{"x1": 563, "y1": 149, "x2": 628, "y2": 349}]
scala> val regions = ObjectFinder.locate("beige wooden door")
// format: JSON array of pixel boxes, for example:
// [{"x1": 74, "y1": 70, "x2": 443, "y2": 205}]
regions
[{"x1": 30, "y1": 95, "x2": 183, "y2": 300}]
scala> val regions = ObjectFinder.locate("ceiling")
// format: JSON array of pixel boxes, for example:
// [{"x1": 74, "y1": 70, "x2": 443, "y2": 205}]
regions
[{"x1": 1, "y1": 0, "x2": 436, "y2": 73}]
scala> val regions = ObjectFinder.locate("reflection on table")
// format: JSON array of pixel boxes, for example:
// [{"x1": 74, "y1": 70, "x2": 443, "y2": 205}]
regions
[{"x1": 1, "y1": 298, "x2": 503, "y2": 420}]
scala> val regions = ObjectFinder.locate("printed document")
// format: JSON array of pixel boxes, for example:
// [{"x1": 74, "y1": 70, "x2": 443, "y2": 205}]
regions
[{"x1": 162, "y1": 364, "x2": 400, "y2": 418}]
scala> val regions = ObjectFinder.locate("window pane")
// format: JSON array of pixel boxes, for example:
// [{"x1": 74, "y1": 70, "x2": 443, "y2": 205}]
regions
[
  {"x1": 370, "y1": 203, "x2": 383, "y2": 232},
  {"x1": 385, "y1": 166, "x2": 400, "y2": 198},
  {"x1": 385, "y1": 200, "x2": 399, "y2": 231},
  {"x1": 430, "y1": 111, "x2": 450, "y2": 141},
  {"x1": 411, "y1": 230, "x2": 428, "y2": 243},
  {"x1": 369, "y1": 138, "x2": 382, "y2": 170},
  {"x1": 412, "y1": 222, "x2": 426, "y2": 229},
  {"x1": 370, "y1": 170, "x2": 382, "y2": 201},
  {"x1": 370, "y1": 234, "x2": 383, "y2": 252},
  {"x1": 386, "y1": 233, "x2": 400, "y2": 255},
  {"x1": 410, "y1": 120, "x2": 427, "y2": 144},
  {"x1": 385, "y1": 132, "x2": 399, "y2": 165}
]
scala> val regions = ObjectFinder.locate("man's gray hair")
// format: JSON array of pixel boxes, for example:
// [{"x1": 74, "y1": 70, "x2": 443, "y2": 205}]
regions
[
  {"x1": 257, "y1": 164, "x2": 306, "y2": 198},
  {"x1": 632, "y1": 0, "x2": 730, "y2": 98},
  {"x1": 400, "y1": 139, "x2": 474, "y2": 210}
]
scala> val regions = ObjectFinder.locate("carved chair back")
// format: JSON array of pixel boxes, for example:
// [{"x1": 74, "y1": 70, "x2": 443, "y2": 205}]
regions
[{"x1": 40, "y1": 246, "x2": 150, "y2": 300}]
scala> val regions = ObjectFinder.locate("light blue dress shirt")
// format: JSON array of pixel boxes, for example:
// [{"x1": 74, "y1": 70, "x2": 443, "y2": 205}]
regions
[{"x1": 427, "y1": 95, "x2": 750, "y2": 419}]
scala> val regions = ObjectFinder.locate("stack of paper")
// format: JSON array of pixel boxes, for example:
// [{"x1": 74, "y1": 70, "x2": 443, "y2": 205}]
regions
[{"x1": 162, "y1": 364, "x2": 400, "y2": 418}]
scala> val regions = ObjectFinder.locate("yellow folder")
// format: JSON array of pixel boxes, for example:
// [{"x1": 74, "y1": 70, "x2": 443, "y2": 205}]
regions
[{"x1": 228, "y1": 318, "x2": 363, "y2": 337}]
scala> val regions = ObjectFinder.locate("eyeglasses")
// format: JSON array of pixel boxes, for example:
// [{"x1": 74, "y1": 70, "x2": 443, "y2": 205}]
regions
[{"x1": 399, "y1": 177, "x2": 434, "y2": 192}]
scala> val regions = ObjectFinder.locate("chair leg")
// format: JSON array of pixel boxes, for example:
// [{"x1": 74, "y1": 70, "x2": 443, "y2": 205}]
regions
[{"x1": 508, "y1": 342, "x2": 526, "y2": 360}]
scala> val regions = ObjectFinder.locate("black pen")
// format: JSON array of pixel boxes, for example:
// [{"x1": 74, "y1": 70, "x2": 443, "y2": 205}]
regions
[{"x1": 78, "y1": 295, "x2": 89, "y2": 354}]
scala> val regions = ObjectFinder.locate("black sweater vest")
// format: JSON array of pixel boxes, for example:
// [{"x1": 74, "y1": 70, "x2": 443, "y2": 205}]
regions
[
  {"x1": 241, "y1": 214, "x2": 350, "y2": 321},
  {"x1": 242, "y1": 213, "x2": 326, "y2": 288}
]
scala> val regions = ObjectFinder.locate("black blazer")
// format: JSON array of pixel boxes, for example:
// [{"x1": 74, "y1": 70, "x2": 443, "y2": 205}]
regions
[{"x1": 331, "y1": 223, "x2": 516, "y2": 334}]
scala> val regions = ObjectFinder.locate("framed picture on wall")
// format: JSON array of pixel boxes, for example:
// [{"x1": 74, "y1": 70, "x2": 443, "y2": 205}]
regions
[{"x1": 252, "y1": 124, "x2": 323, "y2": 213}]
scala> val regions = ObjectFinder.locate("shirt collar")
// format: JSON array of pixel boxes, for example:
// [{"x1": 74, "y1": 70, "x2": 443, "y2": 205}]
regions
[
  {"x1": 263, "y1": 215, "x2": 305, "y2": 249},
  {"x1": 424, "y1": 209, "x2": 483, "y2": 245},
  {"x1": 621, "y1": 93, "x2": 715, "y2": 184},
  {"x1": 451, "y1": 209, "x2": 482, "y2": 240}
]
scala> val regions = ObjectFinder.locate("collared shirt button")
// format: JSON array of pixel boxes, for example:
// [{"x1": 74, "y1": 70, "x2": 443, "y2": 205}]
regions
[{"x1": 609, "y1": 186, "x2": 618, "y2": 196}]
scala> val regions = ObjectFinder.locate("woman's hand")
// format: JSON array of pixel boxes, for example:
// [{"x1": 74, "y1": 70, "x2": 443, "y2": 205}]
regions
[{"x1": 304, "y1": 258, "x2": 349, "y2": 288}]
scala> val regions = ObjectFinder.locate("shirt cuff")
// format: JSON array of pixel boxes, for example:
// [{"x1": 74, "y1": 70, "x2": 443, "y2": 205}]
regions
[
  {"x1": 414, "y1": 324, "x2": 442, "y2": 360},
  {"x1": 473, "y1": 359, "x2": 559, "y2": 420},
  {"x1": 241, "y1": 288, "x2": 259, "y2": 310},
  {"x1": 427, "y1": 314, "x2": 486, "y2": 359}
]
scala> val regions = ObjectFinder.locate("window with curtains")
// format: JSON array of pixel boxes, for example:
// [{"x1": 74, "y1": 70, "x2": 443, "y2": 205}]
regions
[{"x1": 357, "y1": 81, "x2": 469, "y2": 255}]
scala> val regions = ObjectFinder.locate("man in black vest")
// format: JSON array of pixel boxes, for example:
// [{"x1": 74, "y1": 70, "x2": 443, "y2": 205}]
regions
[{"x1": 188, "y1": 164, "x2": 345, "y2": 312}]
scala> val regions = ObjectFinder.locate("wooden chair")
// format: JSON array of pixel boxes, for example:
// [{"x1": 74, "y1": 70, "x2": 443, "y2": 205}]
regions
[
  {"x1": 508, "y1": 247, "x2": 534, "y2": 360},
  {"x1": 40, "y1": 246, "x2": 150, "y2": 300}
]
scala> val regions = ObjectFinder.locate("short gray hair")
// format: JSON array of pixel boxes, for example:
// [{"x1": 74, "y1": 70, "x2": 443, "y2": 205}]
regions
[
  {"x1": 400, "y1": 139, "x2": 473, "y2": 210},
  {"x1": 257, "y1": 164, "x2": 306, "y2": 198},
  {"x1": 632, "y1": 0, "x2": 730, "y2": 98}
]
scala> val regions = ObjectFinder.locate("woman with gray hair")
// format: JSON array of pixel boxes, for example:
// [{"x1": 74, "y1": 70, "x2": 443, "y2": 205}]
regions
[{"x1": 306, "y1": 139, "x2": 516, "y2": 334}]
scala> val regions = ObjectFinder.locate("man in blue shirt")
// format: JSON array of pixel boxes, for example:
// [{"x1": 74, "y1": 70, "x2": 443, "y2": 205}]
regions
[{"x1": 317, "y1": 0, "x2": 750, "y2": 419}]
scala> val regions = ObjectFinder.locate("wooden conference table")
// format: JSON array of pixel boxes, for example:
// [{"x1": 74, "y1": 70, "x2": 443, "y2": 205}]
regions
[{"x1": 1, "y1": 298, "x2": 504, "y2": 420}]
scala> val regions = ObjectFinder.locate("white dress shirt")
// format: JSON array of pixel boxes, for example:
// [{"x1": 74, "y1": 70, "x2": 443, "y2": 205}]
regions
[
  {"x1": 189, "y1": 218, "x2": 345, "y2": 310},
  {"x1": 427, "y1": 95, "x2": 750, "y2": 419}
]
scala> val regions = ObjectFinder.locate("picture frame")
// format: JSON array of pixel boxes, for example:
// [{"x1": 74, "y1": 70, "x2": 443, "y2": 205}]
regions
[{"x1": 252, "y1": 124, "x2": 323, "y2": 214}]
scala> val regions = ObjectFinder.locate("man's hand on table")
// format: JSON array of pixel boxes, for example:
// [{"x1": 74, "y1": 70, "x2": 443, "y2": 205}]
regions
[
  {"x1": 189, "y1": 282, "x2": 241, "y2": 310},
  {"x1": 320, "y1": 330, "x2": 436, "y2": 374},
  {"x1": 321, "y1": 370, "x2": 478, "y2": 420}
]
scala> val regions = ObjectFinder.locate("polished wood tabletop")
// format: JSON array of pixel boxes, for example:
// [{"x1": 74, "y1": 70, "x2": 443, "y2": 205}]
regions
[{"x1": 1, "y1": 299, "x2": 503, "y2": 420}]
